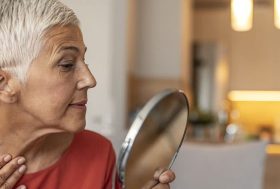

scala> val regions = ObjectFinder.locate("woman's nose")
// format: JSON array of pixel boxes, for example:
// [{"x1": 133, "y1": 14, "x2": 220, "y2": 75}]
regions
[{"x1": 77, "y1": 64, "x2": 97, "y2": 90}]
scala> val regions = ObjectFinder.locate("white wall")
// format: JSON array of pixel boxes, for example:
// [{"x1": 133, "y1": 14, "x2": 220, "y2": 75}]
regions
[
  {"x1": 61, "y1": 0, "x2": 128, "y2": 148},
  {"x1": 134, "y1": 0, "x2": 182, "y2": 79},
  {"x1": 194, "y1": 6, "x2": 280, "y2": 90}
]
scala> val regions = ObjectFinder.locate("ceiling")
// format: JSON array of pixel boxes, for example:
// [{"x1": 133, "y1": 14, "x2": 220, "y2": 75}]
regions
[{"x1": 194, "y1": 0, "x2": 272, "y2": 9}]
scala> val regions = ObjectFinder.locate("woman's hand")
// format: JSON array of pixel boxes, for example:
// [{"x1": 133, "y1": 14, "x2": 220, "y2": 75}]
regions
[
  {"x1": 142, "y1": 168, "x2": 176, "y2": 189},
  {"x1": 0, "y1": 154, "x2": 27, "y2": 189}
]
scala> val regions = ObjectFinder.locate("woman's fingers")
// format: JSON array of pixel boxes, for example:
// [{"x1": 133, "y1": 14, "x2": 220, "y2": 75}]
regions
[
  {"x1": 152, "y1": 183, "x2": 170, "y2": 189},
  {"x1": 153, "y1": 168, "x2": 166, "y2": 181},
  {"x1": 158, "y1": 170, "x2": 176, "y2": 184},
  {"x1": 142, "y1": 169, "x2": 176, "y2": 189},
  {"x1": 0, "y1": 155, "x2": 27, "y2": 189},
  {"x1": 153, "y1": 168, "x2": 175, "y2": 184},
  {"x1": 0, "y1": 154, "x2": 12, "y2": 169},
  {"x1": 141, "y1": 180, "x2": 159, "y2": 189},
  {"x1": 3, "y1": 164, "x2": 27, "y2": 189}
]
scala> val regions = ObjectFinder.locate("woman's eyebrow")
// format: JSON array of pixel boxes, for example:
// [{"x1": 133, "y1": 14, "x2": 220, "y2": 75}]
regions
[
  {"x1": 59, "y1": 46, "x2": 79, "y2": 53},
  {"x1": 58, "y1": 46, "x2": 87, "y2": 54}
]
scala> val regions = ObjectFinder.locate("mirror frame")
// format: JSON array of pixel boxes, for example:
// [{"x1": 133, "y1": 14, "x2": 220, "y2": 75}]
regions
[{"x1": 117, "y1": 89, "x2": 189, "y2": 185}]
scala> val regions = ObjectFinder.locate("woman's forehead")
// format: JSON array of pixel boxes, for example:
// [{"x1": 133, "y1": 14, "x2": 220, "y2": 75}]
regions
[{"x1": 43, "y1": 25, "x2": 85, "y2": 54}]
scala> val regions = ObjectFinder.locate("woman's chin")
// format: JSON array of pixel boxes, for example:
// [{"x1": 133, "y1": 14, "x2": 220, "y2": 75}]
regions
[
  {"x1": 62, "y1": 120, "x2": 86, "y2": 133},
  {"x1": 71, "y1": 123, "x2": 86, "y2": 133}
]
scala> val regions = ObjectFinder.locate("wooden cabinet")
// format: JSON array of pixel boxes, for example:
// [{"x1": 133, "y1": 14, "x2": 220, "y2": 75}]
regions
[{"x1": 264, "y1": 154, "x2": 280, "y2": 189}]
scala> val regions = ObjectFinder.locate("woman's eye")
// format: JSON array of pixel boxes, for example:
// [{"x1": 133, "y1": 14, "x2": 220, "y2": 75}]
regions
[{"x1": 58, "y1": 62, "x2": 75, "y2": 72}]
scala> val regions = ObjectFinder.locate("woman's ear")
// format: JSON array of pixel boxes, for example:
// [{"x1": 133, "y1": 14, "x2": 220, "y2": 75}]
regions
[{"x1": 0, "y1": 70, "x2": 19, "y2": 103}]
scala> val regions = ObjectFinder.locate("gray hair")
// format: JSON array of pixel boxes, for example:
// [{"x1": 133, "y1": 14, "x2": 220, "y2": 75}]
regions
[{"x1": 0, "y1": 0, "x2": 80, "y2": 82}]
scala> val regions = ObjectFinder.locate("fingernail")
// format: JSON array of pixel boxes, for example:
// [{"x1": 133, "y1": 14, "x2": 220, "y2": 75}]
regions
[
  {"x1": 161, "y1": 175, "x2": 169, "y2": 182},
  {"x1": 16, "y1": 185, "x2": 26, "y2": 189},
  {"x1": 159, "y1": 172, "x2": 170, "y2": 183},
  {"x1": 17, "y1": 157, "x2": 26, "y2": 165},
  {"x1": 18, "y1": 165, "x2": 26, "y2": 173},
  {"x1": 3, "y1": 154, "x2": 12, "y2": 162}
]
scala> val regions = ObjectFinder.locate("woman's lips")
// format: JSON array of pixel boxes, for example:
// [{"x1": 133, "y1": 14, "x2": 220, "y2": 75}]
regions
[{"x1": 69, "y1": 100, "x2": 87, "y2": 110}]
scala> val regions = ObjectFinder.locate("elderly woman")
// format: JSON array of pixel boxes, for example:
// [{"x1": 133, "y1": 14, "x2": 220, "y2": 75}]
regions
[{"x1": 0, "y1": 0, "x2": 175, "y2": 189}]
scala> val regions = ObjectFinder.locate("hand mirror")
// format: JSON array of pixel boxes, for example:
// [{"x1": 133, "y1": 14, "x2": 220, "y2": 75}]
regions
[{"x1": 117, "y1": 89, "x2": 189, "y2": 189}]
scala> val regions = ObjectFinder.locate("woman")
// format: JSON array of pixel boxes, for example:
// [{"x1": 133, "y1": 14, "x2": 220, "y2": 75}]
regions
[{"x1": 0, "y1": 0, "x2": 175, "y2": 189}]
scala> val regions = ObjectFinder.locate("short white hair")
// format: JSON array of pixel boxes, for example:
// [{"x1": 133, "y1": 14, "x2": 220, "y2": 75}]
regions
[{"x1": 0, "y1": 0, "x2": 80, "y2": 82}]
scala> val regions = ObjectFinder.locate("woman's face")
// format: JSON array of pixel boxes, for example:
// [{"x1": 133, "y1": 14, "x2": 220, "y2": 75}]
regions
[{"x1": 19, "y1": 25, "x2": 96, "y2": 133}]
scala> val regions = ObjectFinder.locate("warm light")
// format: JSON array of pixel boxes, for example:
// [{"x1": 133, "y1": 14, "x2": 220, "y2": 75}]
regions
[
  {"x1": 275, "y1": 0, "x2": 280, "y2": 29},
  {"x1": 267, "y1": 144, "x2": 280, "y2": 155},
  {"x1": 228, "y1": 91, "x2": 280, "y2": 101},
  {"x1": 231, "y1": 0, "x2": 253, "y2": 31}
]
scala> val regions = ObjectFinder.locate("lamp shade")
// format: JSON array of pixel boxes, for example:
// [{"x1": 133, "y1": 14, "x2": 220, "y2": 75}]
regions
[
  {"x1": 231, "y1": 0, "x2": 253, "y2": 31},
  {"x1": 275, "y1": 0, "x2": 280, "y2": 29}
]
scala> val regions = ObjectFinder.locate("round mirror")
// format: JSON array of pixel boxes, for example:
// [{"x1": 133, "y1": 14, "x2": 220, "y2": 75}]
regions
[{"x1": 118, "y1": 89, "x2": 189, "y2": 189}]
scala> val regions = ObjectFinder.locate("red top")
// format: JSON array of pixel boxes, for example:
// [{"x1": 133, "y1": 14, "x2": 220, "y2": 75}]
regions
[{"x1": 15, "y1": 130, "x2": 122, "y2": 189}]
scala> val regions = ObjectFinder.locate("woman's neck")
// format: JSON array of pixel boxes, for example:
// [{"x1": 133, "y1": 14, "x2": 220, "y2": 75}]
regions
[
  {"x1": 0, "y1": 110, "x2": 74, "y2": 173},
  {"x1": 24, "y1": 133, "x2": 74, "y2": 173}
]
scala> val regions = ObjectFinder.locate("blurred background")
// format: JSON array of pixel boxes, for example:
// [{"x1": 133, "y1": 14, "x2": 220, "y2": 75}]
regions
[{"x1": 61, "y1": 0, "x2": 280, "y2": 188}]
